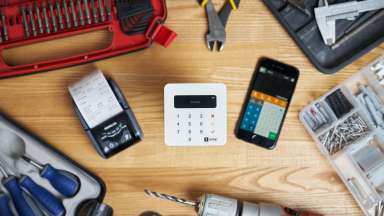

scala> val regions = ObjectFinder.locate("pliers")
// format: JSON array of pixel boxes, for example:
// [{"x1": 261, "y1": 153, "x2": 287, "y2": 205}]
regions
[{"x1": 201, "y1": 0, "x2": 241, "y2": 51}]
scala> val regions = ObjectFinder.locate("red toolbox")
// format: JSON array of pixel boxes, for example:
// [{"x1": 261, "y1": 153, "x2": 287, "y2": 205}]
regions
[{"x1": 0, "y1": 0, "x2": 177, "y2": 78}]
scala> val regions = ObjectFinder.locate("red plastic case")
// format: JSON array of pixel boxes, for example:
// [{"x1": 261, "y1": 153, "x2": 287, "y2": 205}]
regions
[{"x1": 0, "y1": 0, "x2": 177, "y2": 78}]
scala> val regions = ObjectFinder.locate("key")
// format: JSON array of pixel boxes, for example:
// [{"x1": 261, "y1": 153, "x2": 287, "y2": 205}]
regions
[
  {"x1": 49, "y1": 1, "x2": 58, "y2": 32},
  {"x1": 55, "y1": 0, "x2": 64, "y2": 30},
  {"x1": 77, "y1": 0, "x2": 85, "y2": 26},
  {"x1": 28, "y1": 5, "x2": 38, "y2": 36},
  {"x1": 315, "y1": 0, "x2": 384, "y2": 45},
  {"x1": 21, "y1": 6, "x2": 30, "y2": 38},
  {"x1": 83, "y1": 0, "x2": 91, "y2": 24},
  {"x1": 35, "y1": 2, "x2": 44, "y2": 34},
  {"x1": 42, "y1": 3, "x2": 51, "y2": 33},
  {"x1": 62, "y1": 0, "x2": 71, "y2": 28},
  {"x1": 69, "y1": 0, "x2": 78, "y2": 27}
]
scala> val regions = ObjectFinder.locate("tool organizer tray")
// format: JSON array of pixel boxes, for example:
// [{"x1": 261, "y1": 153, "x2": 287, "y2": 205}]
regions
[
  {"x1": 263, "y1": 0, "x2": 384, "y2": 74},
  {"x1": 300, "y1": 55, "x2": 384, "y2": 216},
  {"x1": 0, "y1": 0, "x2": 176, "y2": 78},
  {"x1": 0, "y1": 112, "x2": 111, "y2": 216}
]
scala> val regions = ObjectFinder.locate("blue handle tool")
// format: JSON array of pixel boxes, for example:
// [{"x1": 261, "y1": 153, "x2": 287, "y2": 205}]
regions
[
  {"x1": 22, "y1": 156, "x2": 80, "y2": 197},
  {"x1": 20, "y1": 175, "x2": 65, "y2": 216},
  {"x1": 0, "y1": 193, "x2": 13, "y2": 216}
]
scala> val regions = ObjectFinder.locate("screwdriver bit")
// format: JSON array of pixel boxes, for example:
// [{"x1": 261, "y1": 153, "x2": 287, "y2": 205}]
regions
[
  {"x1": 21, "y1": 6, "x2": 30, "y2": 38},
  {"x1": 49, "y1": 1, "x2": 58, "y2": 32},
  {"x1": 28, "y1": 5, "x2": 38, "y2": 36}
]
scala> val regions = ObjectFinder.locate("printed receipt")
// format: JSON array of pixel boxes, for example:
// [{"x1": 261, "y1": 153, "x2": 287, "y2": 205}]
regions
[{"x1": 68, "y1": 70, "x2": 123, "y2": 128}]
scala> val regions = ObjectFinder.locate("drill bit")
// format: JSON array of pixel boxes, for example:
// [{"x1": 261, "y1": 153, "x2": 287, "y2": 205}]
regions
[
  {"x1": 104, "y1": 0, "x2": 111, "y2": 20},
  {"x1": 48, "y1": 1, "x2": 58, "y2": 32},
  {"x1": 42, "y1": 3, "x2": 50, "y2": 33},
  {"x1": 144, "y1": 189, "x2": 196, "y2": 207},
  {"x1": 35, "y1": 2, "x2": 44, "y2": 34},
  {"x1": 28, "y1": 5, "x2": 37, "y2": 36},
  {"x1": 90, "y1": 0, "x2": 98, "y2": 23},
  {"x1": 98, "y1": 0, "x2": 105, "y2": 22},
  {"x1": 20, "y1": 6, "x2": 30, "y2": 38},
  {"x1": 69, "y1": 0, "x2": 78, "y2": 27},
  {"x1": 55, "y1": 0, "x2": 64, "y2": 30},
  {"x1": 83, "y1": 0, "x2": 91, "y2": 24},
  {"x1": 77, "y1": 0, "x2": 85, "y2": 26}
]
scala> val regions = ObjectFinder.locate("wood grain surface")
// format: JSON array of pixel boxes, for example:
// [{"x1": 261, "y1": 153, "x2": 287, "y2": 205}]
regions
[{"x1": 0, "y1": 0, "x2": 383, "y2": 215}]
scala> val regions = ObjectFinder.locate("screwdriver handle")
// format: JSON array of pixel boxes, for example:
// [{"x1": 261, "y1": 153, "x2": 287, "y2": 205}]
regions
[
  {"x1": 41, "y1": 164, "x2": 80, "y2": 197},
  {"x1": 20, "y1": 176, "x2": 65, "y2": 216},
  {"x1": 3, "y1": 176, "x2": 36, "y2": 216},
  {"x1": 0, "y1": 193, "x2": 13, "y2": 216}
]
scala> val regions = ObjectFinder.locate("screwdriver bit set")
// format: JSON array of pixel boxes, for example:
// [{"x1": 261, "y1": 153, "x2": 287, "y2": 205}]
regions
[
  {"x1": 0, "y1": 0, "x2": 176, "y2": 78},
  {"x1": 263, "y1": 0, "x2": 384, "y2": 74},
  {"x1": 0, "y1": 113, "x2": 112, "y2": 216},
  {"x1": 300, "y1": 55, "x2": 384, "y2": 216}
]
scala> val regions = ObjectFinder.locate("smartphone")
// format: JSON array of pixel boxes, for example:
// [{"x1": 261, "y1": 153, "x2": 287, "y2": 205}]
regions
[{"x1": 235, "y1": 58, "x2": 299, "y2": 149}]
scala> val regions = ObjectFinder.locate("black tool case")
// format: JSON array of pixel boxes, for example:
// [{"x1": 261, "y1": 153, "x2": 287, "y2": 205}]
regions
[
  {"x1": 0, "y1": 112, "x2": 112, "y2": 216},
  {"x1": 263, "y1": 0, "x2": 384, "y2": 74}
]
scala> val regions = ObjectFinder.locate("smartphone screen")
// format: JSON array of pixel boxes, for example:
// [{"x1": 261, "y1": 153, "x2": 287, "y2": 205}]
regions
[{"x1": 236, "y1": 58, "x2": 299, "y2": 149}]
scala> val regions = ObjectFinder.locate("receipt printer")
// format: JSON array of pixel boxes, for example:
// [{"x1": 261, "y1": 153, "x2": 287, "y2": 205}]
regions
[{"x1": 69, "y1": 71, "x2": 143, "y2": 159}]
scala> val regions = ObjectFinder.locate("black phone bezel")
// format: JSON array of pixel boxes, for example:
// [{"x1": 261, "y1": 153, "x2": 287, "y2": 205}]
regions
[{"x1": 235, "y1": 57, "x2": 299, "y2": 149}]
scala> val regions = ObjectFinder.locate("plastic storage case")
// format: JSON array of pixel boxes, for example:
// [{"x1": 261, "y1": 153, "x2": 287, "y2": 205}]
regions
[
  {"x1": 263, "y1": 0, "x2": 384, "y2": 74},
  {"x1": 300, "y1": 55, "x2": 384, "y2": 216},
  {"x1": 0, "y1": 0, "x2": 176, "y2": 78},
  {"x1": 0, "y1": 112, "x2": 112, "y2": 216}
]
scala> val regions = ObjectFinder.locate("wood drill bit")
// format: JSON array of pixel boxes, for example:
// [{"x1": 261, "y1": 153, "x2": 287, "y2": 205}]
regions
[
  {"x1": 48, "y1": 1, "x2": 58, "y2": 32},
  {"x1": 69, "y1": 0, "x2": 78, "y2": 27},
  {"x1": 77, "y1": 0, "x2": 85, "y2": 26},
  {"x1": 28, "y1": 5, "x2": 37, "y2": 36},
  {"x1": 21, "y1": 6, "x2": 30, "y2": 38},
  {"x1": 144, "y1": 189, "x2": 197, "y2": 207},
  {"x1": 55, "y1": 0, "x2": 64, "y2": 30}
]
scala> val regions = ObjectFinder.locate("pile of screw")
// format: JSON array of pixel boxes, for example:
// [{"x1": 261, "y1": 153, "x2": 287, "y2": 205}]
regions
[{"x1": 319, "y1": 113, "x2": 370, "y2": 155}]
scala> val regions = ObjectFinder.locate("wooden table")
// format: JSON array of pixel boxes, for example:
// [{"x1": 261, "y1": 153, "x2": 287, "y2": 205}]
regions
[{"x1": 0, "y1": 0, "x2": 383, "y2": 215}]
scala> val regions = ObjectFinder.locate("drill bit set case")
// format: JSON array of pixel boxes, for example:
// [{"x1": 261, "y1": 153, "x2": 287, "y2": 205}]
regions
[
  {"x1": 300, "y1": 55, "x2": 384, "y2": 216},
  {"x1": 263, "y1": 0, "x2": 384, "y2": 74},
  {"x1": 0, "y1": 113, "x2": 112, "y2": 216},
  {"x1": 0, "y1": 0, "x2": 176, "y2": 78}
]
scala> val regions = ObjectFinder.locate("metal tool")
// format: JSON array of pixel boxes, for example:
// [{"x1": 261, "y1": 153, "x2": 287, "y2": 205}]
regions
[
  {"x1": 105, "y1": 0, "x2": 111, "y2": 20},
  {"x1": 22, "y1": 155, "x2": 81, "y2": 198},
  {"x1": 90, "y1": 0, "x2": 98, "y2": 23},
  {"x1": 98, "y1": 0, "x2": 105, "y2": 22},
  {"x1": 70, "y1": 0, "x2": 78, "y2": 27},
  {"x1": 42, "y1": 3, "x2": 51, "y2": 34},
  {"x1": 303, "y1": 102, "x2": 333, "y2": 132},
  {"x1": 28, "y1": 5, "x2": 38, "y2": 36},
  {"x1": 375, "y1": 200, "x2": 384, "y2": 216},
  {"x1": 83, "y1": 0, "x2": 91, "y2": 24},
  {"x1": 21, "y1": 6, "x2": 30, "y2": 38},
  {"x1": 34, "y1": 2, "x2": 44, "y2": 35},
  {"x1": 0, "y1": 192, "x2": 13, "y2": 216},
  {"x1": 315, "y1": 0, "x2": 384, "y2": 46},
  {"x1": 55, "y1": 0, "x2": 64, "y2": 30},
  {"x1": 62, "y1": 0, "x2": 71, "y2": 28},
  {"x1": 201, "y1": 0, "x2": 240, "y2": 51},
  {"x1": 77, "y1": 0, "x2": 85, "y2": 26},
  {"x1": 1, "y1": 13, "x2": 8, "y2": 41},
  {"x1": 319, "y1": 113, "x2": 369, "y2": 155},
  {"x1": 145, "y1": 189, "x2": 322, "y2": 216},
  {"x1": 49, "y1": 1, "x2": 58, "y2": 32}
]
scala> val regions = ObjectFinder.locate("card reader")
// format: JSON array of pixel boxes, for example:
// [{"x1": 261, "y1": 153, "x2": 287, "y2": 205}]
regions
[{"x1": 69, "y1": 71, "x2": 143, "y2": 159}]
